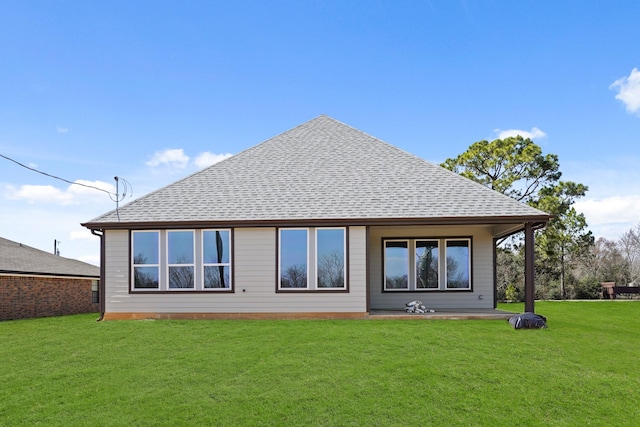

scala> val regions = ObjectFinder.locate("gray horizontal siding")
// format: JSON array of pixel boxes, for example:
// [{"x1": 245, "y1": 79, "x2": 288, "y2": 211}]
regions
[
  {"x1": 103, "y1": 227, "x2": 367, "y2": 314},
  {"x1": 104, "y1": 230, "x2": 130, "y2": 308},
  {"x1": 368, "y1": 225, "x2": 494, "y2": 310}
]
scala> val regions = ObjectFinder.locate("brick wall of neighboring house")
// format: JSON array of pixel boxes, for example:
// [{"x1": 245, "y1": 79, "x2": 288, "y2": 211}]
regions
[{"x1": 0, "y1": 275, "x2": 99, "y2": 321}]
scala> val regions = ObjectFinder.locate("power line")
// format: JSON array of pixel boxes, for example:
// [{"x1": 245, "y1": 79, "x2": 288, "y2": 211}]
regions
[{"x1": 0, "y1": 153, "x2": 117, "y2": 196}]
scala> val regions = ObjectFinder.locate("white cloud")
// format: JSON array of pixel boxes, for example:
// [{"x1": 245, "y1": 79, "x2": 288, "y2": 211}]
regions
[
  {"x1": 610, "y1": 68, "x2": 640, "y2": 116},
  {"x1": 5, "y1": 184, "x2": 74, "y2": 204},
  {"x1": 68, "y1": 179, "x2": 115, "y2": 196},
  {"x1": 4, "y1": 180, "x2": 115, "y2": 206},
  {"x1": 145, "y1": 148, "x2": 190, "y2": 169},
  {"x1": 563, "y1": 158, "x2": 640, "y2": 241},
  {"x1": 575, "y1": 195, "x2": 640, "y2": 240},
  {"x1": 495, "y1": 127, "x2": 547, "y2": 140},
  {"x1": 194, "y1": 152, "x2": 233, "y2": 169},
  {"x1": 78, "y1": 254, "x2": 100, "y2": 266},
  {"x1": 69, "y1": 229, "x2": 100, "y2": 241},
  {"x1": 0, "y1": 204, "x2": 106, "y2": 265},
  {"x1": 56, "y1": 126, "x2": 69, "y2": 134}
]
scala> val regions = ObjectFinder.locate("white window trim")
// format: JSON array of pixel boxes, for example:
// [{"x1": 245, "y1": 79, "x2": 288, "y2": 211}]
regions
[
  {"x1": 383, "y1": 239, "x2": 410, "y2": 291},
  {"x1": 202, "y1": 229, "x2": 233, "y2": 291},
  {"x1": 444, "y1": 238, "x2": 472, "y2": 290},
  {"x1": 130, "y1": 229, "x2": 234, "y2": 292},
  {"x1": 131, "y1": 230, "x2": 161, "y2": 291},
  {"x1": 415, "y1": 239, "x2": 440, "y2": 290},
  {"x1": 278, "y1": 228, "x2": 310, "y2": 290},
  {"x1": 166, "y1": 230, "x2": 196, "y2": 291},
  {"x1": 315, "y1": 227, "x2": 347, "y2": 290},
  {"x1": 382, "y1": 237, "x2": 472, "y2": 292}
]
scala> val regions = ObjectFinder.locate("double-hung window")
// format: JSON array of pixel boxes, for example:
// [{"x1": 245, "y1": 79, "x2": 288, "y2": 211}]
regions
[
  {"x1": 316, "y1": 228, "x2": 346, "y2": 288},
  {"x1": 168, "y1": 230, "x2": 195, "y2": 289},
  {"x1": 203, "y1": 229, "x2": 231, "y2": 289},
  {"x1": 384, "y1": 237, "x2": 471, "y2": 291},
  {"x1": 132, "y1": 231, "x2": 160, "y2": 289},
  {"x1": 384, "y1": 240, "x2": 409, "y2": 290},
  {"x1": 278, "y1": 227, "x2": 347, "y2": 291},
  {"x1": 445, "y1": 239, "x2": 471, "y2": 289},
  {"x1": 279, "y1": 229, "x2": 309, "y2": 288},
  {"x1": 416, "y1": 240, "x2": 439, "y2": 289}
]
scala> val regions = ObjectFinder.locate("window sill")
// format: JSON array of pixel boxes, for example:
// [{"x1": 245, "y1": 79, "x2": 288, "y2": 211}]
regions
[
  {"x1": 276, "y1": 289, "x2": 349, "y2": 294},
  {"x1": 382, "y1": 288, "x2": 473, "y2": 293},
  {"x1": 129, "y1": 289, "x2": 235, "y2": 294}
]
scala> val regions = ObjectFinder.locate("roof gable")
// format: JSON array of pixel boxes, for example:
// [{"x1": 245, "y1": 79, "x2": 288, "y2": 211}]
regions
[
  {"x1": 85, "y1": 116, "x2": 549, "y2": 226},
  {"x1": 0, "y1": 237, "x2": 100, "y2": 277}
]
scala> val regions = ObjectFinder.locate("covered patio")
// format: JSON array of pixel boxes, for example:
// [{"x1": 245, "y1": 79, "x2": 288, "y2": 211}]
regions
[{"x1": 368, "y1": 308, "x2": 517, "y2": 320}]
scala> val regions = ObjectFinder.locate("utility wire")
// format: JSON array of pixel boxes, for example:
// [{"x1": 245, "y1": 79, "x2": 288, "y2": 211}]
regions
[{"x1": 0, "y1": 153, "x2": 117, "y2": 197}]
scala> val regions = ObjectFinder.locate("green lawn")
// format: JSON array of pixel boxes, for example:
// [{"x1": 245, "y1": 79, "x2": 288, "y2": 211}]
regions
[{"x1": 1, "y1": 302, "x2": 639, "y2": 426}]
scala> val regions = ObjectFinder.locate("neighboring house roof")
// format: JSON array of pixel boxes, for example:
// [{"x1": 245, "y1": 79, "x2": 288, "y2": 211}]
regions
[
  {"x1": 83, "y1": 115, "x2": 550, "y2": 229},
  {"x1": 0, "y1": 237, "x2": 99, "y2": 278}
]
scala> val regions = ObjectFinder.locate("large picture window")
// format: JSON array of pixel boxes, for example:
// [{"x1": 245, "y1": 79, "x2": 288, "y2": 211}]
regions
[
  {"x1": 383, "y1": 237, "x2": 471, "y2": 291},
  {"x1": 316, "y1": 228, "x2": 346, "y2": 289},
  {"x1": 130, "y1": 229, "x2": 232, "y2": 292},
  {"x1": 132, "y1": 231, "x2": 160, "y2": 289},
  {"x1": 203, "y1": 230, "x2": 231, "y2": 289},
  {"x1": 278, "y1": 227, "x2": 347, "y2": 291}
]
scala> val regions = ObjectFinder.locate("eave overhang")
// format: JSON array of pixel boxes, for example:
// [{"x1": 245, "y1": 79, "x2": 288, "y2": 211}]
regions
[
  {"x1": 0, "y1": 270, "x2": 100, "y2": 279},
  {"x1": 83, "y1": 214, "x2": 551, "y2": 236}
]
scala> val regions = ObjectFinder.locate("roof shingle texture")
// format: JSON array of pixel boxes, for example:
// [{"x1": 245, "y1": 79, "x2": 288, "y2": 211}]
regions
[
  {"x1": 0, "y1": 237, "x2": 100, "y2": 277},
  {"x1": 86, "y1": 116, "x2": 548, "y2": 225}
]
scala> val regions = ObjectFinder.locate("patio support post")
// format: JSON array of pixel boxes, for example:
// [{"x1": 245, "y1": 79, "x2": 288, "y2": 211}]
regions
[{"x1": 524, "y1": 222, "x2": 535, "y2": 313}]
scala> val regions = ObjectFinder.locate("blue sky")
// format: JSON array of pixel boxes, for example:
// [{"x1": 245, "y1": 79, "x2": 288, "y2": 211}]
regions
[{"x1": 1, "y1": 1, "x2": 639, "y2": 265}]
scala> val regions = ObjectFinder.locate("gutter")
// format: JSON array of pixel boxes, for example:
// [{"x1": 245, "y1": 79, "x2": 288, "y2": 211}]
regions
[
  {"x1": 91, "y1": 229, "x2": 106, "y2": 321},
  {"x1": 81, "y1": 214, "x2": 553, "y2": 231}
]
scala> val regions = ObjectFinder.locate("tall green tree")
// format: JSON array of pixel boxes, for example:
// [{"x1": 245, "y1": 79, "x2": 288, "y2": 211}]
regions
[
  {"x1": 442, "y1": 136, "x2": 593, "y2": 300},
  {"x1": 529, "y1": 182, "x2": 594, "y2": 298},
  {"x1": 440, "y1": 136, "x2": 561, "y2": 203}
]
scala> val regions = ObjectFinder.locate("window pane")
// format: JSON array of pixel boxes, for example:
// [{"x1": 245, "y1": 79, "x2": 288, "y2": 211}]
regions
[
  {"x1": 168, "y1": 231, "x2": 194, "y2": 264},
  {"x1": 280, "y1": 229, "x2": 308, "y2": 288},
  {"x1": 203, "y1": 230, "x2": 230, "y2": 264},
  {"x1": 204, "y1": 266, "x2": 231, "y2": 288},
  {"x1": 317, "y1": 229, "x2": 345, "y2": 288},
  {"x1": 416, "y1": 240, "x2": 439, "y2": 289},
  {"x1": 385, "y1": 241, "x2": 408, "y2": 289},
  {"x1": 133, "y1": 232, "x2": 158, "y2": 265},
  {"x1": 446, "y1": 240, "x2": 470, "y2": 289},
  {"x1": 169, "y1": 266, "x2": 194, "y2": 288},
  {"x1": 134, "y1": 266, "x2": 159, "y2": 289}
]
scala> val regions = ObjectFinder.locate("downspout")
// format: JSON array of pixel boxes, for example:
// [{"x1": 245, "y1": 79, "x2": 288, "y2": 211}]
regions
[
  {"x1": 91, "y1": 229, "x2": 106, "y2": 321},
  {"x1": 365, "y1": 226, "x2": 370, "y2": 314}
]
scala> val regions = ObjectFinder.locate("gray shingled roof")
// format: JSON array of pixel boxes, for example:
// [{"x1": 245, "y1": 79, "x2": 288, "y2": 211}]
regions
[
  {"x1": 0, "y1": 237, "x2": 99, "y2": 278},
  {"x1": 84, "y1": 116, "x2": 549, "y2": 227}
]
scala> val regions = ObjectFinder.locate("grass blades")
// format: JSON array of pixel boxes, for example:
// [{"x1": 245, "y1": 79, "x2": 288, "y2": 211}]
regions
[{"x1": 1, "y1": 301, "x2": 639, "y2": 426}]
